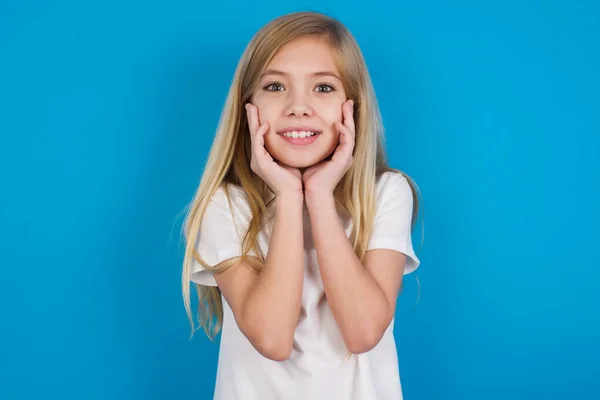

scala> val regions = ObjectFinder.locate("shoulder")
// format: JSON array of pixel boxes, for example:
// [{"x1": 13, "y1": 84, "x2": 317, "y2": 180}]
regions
[
  {"x1": 205, "y1": 183, "x2": 252, "y2": 219},
  {"x1": 210, "y1": 183, "x2": 249, "y2": 205},
  {"x1": 375, "y1": 171, "x2": 413, "y2": 202},
  {"x1": 200, "y1": 183, "x2": 247, "y2": 216}
]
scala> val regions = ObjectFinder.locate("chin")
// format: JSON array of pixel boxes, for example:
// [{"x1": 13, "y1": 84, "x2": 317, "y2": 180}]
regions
[
  {"x1": 272, "y1": 155, "x2": 323, "y2": 169},
  {"x1": 269, "y1": 146, "x2": 337, "y2": 169}
]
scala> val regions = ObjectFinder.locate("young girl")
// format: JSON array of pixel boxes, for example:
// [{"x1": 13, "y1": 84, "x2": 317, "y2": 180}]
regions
[{"x1": 182, "y1": 11, "x2": 421, "y2": 400}]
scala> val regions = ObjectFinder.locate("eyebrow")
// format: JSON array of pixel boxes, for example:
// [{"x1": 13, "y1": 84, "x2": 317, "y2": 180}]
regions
[{"x1": 260, "y1": 69, "x2": 341, "y2": 81}]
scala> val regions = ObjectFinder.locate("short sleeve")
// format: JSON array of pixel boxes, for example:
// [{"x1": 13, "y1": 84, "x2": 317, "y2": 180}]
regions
[
  {"x1": 367, "y1": 173, "x2": 421, "y2": 275},
  {"x1": 190, "y1": 186, "x2": 251, "y2": 286}
]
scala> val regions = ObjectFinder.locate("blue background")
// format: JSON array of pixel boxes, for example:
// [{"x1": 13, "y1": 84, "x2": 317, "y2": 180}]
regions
[{"x1": 1, "y1": 1, "x2": 599, "y2": 399}]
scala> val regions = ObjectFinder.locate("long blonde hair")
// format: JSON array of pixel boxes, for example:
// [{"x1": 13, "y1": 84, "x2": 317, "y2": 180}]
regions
[{"x1": 181, "y1": 11, "x2": 422, "y2": 341}]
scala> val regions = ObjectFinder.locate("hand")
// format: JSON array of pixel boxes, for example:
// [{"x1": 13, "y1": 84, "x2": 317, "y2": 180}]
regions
[
  {"x1": 302, "y1": 99, "x2": 355, "y2": 198},
  {"x1": 246, "y1": 103, "x2": 303, "y2": 198}
]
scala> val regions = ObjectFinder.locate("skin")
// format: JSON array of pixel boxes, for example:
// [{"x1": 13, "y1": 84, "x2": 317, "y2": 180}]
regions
[
  {"x1": 248, "y1": 35, "x2": 352, "y2": 177},
  {"x1": 214, "y1": 36, "x2": 407, "y2": 361}
]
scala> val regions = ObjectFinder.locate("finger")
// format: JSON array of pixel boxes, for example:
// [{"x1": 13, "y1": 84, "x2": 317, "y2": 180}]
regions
[
  {"x1": 257, "y1": 121, "x2": 269, "y2": 146},
  {"x1": 332, "y1": 122, "x2": 355, "y2": 163},
  {"x1": 343, "y1": 100, "x2": 356, "y2": 138},
  {"x1": 301, "y1": 161, "x2": 323, "y2": 180},
  {"x1": 277, "y1": 162, "x2": 301, "y2": 177},
  {"x1": 246, "y1": 103, "x2": 259, "y2": 140},
  {"x1": 335, "y1": 121, "x2": 355, "y2": 148},
  {"x1": 254, "y1": 121, "x2": 272, "y2": 161},
  {"x1": 252, "y1": 120, "x2": 268, "y2": 149}
]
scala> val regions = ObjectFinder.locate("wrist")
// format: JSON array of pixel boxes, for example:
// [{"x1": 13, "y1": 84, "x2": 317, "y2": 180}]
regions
[
  {"x1": 304, "y1": 190, "x2": 335, "y2": 210},
  {"x1": 275, "y1": 190, "x2": 304, "y2": 205}
]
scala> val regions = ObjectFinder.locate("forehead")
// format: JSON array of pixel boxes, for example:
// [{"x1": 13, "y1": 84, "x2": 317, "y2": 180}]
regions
[{"x1": 265, "y1": 36, "x2": 339, "y2": 75}]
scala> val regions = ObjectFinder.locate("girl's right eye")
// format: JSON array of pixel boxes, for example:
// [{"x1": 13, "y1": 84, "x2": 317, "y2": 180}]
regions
[{"x1": 263, "y1": 82, "x2": 284, "y2": 92}]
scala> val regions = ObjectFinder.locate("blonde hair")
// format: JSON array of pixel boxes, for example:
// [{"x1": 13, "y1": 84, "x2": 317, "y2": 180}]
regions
[{"x1": 181, "y1": 11, "x2": 422, "y2": 341}]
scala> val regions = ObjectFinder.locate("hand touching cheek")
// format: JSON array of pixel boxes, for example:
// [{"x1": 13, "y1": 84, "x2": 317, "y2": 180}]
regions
[
  {"x1": 245, "y1": 103, "x2": 303, "y2": 198},
  {"x1": 302, "y1": 99, "x2": 355, "y2": 198}
]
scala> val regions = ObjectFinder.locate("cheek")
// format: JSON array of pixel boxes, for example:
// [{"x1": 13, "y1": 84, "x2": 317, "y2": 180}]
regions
[
  {"x1": 318, "y1": 101, "x2": 344, "y2": 124},
  {"x1": 252, "y1": 95, "x2": 278, "y2": 119},
  {"x1": 263, "y1": 127, "x2": 280, "y2": 154}
]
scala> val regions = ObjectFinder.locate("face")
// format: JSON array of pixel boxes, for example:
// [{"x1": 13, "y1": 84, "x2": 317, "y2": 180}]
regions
[{"x1": 250, "y1": 36, "x2": 348, "y2": 169}]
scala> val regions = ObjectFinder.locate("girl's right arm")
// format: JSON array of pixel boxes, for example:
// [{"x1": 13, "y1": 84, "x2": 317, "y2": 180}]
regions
[{"x1": 214, "y1": 104, "x2": 304, "y2": 362}]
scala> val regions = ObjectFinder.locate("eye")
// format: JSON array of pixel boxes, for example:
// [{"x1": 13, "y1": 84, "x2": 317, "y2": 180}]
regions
[
  {"x1": 263, "y1": 82, "x2": 285, "y2": 92},
  {"x1": 315, "y1": 83, "x2": 336, "y2": 93}
]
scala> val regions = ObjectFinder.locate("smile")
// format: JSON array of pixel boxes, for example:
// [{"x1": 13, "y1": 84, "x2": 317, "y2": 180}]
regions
[
  {"x1": 280, "y1": 130, "x2": 319, "y2": 138},
  {"x1": 278, "y1": 130, "x2": 321, "y2": 145}
]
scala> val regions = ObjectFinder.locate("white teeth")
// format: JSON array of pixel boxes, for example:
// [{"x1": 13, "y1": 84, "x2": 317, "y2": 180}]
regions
[{"x1": 282, "y1": 130, "x2": 318, "y2": 138}]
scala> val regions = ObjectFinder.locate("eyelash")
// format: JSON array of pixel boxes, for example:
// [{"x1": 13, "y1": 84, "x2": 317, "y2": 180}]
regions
[{"x1": 262, "y1": 81, "x2": 336, "y2": 93}]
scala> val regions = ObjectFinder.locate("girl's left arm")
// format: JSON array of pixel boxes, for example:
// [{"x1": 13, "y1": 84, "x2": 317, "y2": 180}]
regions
[
  {"x1": 305, "y1": 193, "x2": 406, "y2": 354},
  {"x1": 302, "y1": 99, "x2": 406, "y2": 354}
]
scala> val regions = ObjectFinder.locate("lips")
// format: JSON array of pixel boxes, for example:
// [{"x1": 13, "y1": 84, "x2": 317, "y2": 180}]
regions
[
  {"x1": 279, "y1": 130, "x2": 319, "y2": 139},
  {"x1": 278, "y1": 130, "x2": 321, "y2": 145},
  {"x1": 276, "y1": 127, "x2": 322, "y2": 134}
]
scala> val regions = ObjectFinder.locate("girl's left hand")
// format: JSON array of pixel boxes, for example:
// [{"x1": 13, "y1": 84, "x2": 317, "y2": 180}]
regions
[{"x1": 303, "y1": 99, "x2": 355, "y2": 198}]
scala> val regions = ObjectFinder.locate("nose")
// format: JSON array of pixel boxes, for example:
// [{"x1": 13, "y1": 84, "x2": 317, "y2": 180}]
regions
[{"x1": 284, "y1": 91, "x2": 314, "y2": 117}]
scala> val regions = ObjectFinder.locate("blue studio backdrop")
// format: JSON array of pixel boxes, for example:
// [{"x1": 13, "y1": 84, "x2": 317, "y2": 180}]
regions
[{"x1": 1, "y1": 1, "x2": 598, "y2": 399}]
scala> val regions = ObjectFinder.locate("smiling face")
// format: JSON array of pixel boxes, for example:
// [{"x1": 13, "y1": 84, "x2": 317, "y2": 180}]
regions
[{"x1": 250, "y1": 35, "x2": 348, "y2": 169}]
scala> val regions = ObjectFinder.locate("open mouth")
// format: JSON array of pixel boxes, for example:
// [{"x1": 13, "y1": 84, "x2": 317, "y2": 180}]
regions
[
  {"x1": 278, "y1": 130, "x2": 322, "y2": 145},
  {"x1": 278, "y1": 130, "x2": 321, "y2": 139}
]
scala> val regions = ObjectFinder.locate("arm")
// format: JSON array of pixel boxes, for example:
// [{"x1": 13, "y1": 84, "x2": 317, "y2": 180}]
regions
[
  {"x1": 300, "y1": 99, "x2": 406, "y2": 353},
  {"x1": 305, "y1": 192, "x2": 406, "y2": 354},
  {"x1": 215, "y1": 193, "x2": 304, "y2": 361}
]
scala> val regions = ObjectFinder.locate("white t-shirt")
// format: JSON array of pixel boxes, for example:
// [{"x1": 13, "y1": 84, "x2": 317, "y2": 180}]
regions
[{"x1": 191, "y1": 171, "x2": 420, "y2": 400}]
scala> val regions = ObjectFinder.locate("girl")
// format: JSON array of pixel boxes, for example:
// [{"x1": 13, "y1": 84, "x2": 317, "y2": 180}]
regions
[{"x1": 182, "y1": 11, "x2": 421, "y2": 400}]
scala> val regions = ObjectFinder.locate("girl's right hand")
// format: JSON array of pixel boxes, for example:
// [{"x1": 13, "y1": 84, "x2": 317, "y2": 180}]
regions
[{"x1": 245, "y1": 103, "x2": 303, "y2": 198}]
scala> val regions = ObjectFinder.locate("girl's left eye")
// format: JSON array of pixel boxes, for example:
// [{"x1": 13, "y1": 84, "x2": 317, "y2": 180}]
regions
[{"x1": 315, "y1": 83, "x2": 335, "y2": 93}]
